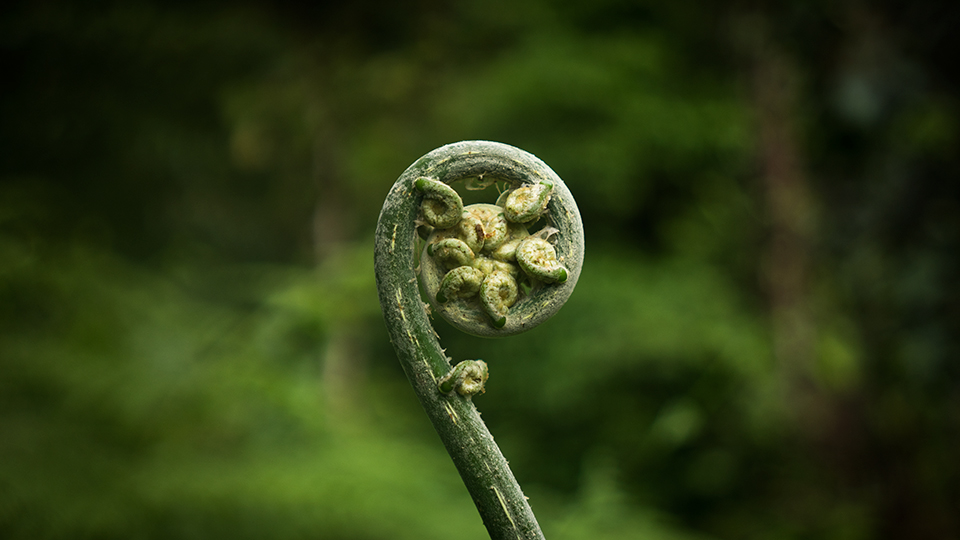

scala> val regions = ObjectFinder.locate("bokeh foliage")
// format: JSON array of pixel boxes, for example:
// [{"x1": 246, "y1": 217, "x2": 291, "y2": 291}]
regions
[{"x1": 2, "y1": 1, "x2": 958, "y2": 539}]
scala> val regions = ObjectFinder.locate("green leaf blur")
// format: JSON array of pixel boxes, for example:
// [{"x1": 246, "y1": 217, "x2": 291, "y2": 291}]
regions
[{"x1": 2, "y1": 1, "x2": 958, "y2": 539}]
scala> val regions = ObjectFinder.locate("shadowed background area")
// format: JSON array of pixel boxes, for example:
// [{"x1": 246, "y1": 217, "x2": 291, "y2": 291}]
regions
[{"x1": 2, "y1": 1, "x2": 958, "y2": 539}]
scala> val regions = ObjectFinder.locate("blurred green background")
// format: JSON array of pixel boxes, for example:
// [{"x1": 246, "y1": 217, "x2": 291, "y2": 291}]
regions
[{"x1": 2, "y1": 1, "x2": 958, "y2": 539}]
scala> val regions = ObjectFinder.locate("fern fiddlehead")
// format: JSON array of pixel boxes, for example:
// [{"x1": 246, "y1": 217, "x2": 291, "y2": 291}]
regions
[{"x1": 374, "y1": 140, "x2": 584, "y2": 539}]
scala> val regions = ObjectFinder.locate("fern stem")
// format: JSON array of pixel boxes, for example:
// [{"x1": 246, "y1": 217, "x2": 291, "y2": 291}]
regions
[{"x1": 375, "y1": 140, "x2": 582, "y2": 539}]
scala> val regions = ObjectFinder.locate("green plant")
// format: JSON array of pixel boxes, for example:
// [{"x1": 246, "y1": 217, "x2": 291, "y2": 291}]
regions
[{"x1": 374, "y1": 141, "x2": 584, "y2": 539}]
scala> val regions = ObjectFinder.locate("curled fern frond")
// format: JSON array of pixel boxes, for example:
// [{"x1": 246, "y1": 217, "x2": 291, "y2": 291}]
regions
[{"x1": 374, "y1": 141, "x2": 583, "y2": 540}]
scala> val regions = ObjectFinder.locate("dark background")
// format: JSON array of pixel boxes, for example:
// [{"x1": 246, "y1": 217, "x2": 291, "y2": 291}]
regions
[{"x1": 2, "y1": 1, "x2": 958, "y2": 539}]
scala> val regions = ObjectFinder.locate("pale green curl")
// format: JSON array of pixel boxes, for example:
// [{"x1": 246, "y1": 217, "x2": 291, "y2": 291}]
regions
[
  {"x1": 437, "y1": 359, "x2": 489, "y2": 397},
  {"x1": 503, "y1": 182, "x2": 553, "y2": 224},
  {"x1": 479, "y1": 271, "x2": 519, "y2": 328},
  {"x1": 428, "y1": 237, "x2": 475, "y2": 269},
  {"x1": 415, "y1": 177, "x2": 463, "y2": 229},
  {"x1": 516, "y1": 237, "x2": 568, "y2": 283},
  {"x1": 436, "y1": 266, "x2": 485, "y2": 303}
]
